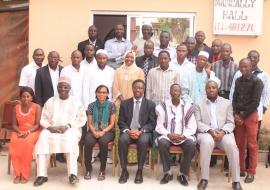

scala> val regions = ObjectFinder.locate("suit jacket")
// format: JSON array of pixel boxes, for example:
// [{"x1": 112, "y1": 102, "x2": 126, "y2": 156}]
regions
[
  {"x1": 77, "y1": 38, "x2": 104, "y2": 58},
  {"x1": 194, "y1": 96, "x2": 235, "y2": 134},
  {"x1": 135, "y1": 54, "x2": 158, "y2": 72},
  {"x1": 35, "y1": 65, "x2": 63, "y2": 106},
  {"x1": 118, "y1": 97, "x2": 156, "y2": 133}
]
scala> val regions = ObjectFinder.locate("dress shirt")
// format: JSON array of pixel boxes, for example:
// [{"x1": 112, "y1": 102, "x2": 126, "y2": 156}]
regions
[
  {"x1": 19, "y1": 61, "x2": 44, "y2": 92},
  {"x1": 133, "y1": 37, "x2": 156, "y2": 57},
  {"x1": 48, "y1": 66, "x2": 60, "y2": 96},
  {"x1": 153, "y1": 45, "x2": 177, "y2": 61},
  {"x1": 207, "y1": 99, "x2": 218, "y2": 130},
  {"x1": 80, "y1": 58, "x2": 97, "y2": 69},
  {"x1": 60, "y1": 64, "x2": 84, "y2": 102},
  {"x1": 146, "y1": 65, "x2": 180, "y2": 105},
  {"x1": 232, "y1": 74, "x2": 264, "y2": 119},
  {"x1": 104, "y1": 37, "x2": 132, "y2": 64},
  {"x1": 212, "y1": 60, "x2": 238, "y2": 91}
]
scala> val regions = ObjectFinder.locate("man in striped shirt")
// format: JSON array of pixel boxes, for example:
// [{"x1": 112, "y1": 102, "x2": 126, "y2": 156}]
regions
[
  {"x1": 146, "y1": 50, "x2": 180, "y2": 105},
  {"x1": 212, "y1": 43, "x2": 238, "y2": 99}
]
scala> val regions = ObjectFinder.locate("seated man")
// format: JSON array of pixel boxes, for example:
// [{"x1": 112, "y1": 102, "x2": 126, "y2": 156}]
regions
[
  {"x1": 156, "y1": 84, "x2": 197, "y2": 186},
  {"x1": 33, "y1": 77, "x2": 87, "y2": 186},
  {"x1": 118, "y1": 79, "x2": 156, "y2": 184},
  {"x1": 195, "y1": 80, "x2": 242, "y2": 190}
]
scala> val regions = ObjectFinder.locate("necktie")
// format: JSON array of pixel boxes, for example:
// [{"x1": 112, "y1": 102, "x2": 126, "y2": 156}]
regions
[
  {"x1": 143, "y1": 58, "x2": 149, "y2": 78},
  {"x1": 170, "y1": 108, "x2": 176, "y2": 133},
  {"x1": 130, "y1": 100, "x2": 140, "y2": 130}
]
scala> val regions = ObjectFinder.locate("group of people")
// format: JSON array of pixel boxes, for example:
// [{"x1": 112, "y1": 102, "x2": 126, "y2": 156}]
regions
[{"x1": 8, "y1": 23, "x2": 269, "y2": 190}]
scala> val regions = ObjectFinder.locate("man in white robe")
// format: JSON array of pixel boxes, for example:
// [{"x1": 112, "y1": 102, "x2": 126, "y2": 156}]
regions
[
  {"x1": 82, "y1": 49, "x2": 115, "y2": 109},
  {"x1": 34, "y1": 77, "x2": 87, "y2": 186}
]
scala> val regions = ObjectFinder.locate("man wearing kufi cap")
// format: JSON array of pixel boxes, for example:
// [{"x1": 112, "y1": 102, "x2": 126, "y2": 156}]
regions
[
  {"x1": 181, "y1": 51, "x2": 221, "y2": 104},
  {"x1": 195, "y1": 79, "x2": 242, "y2": 190},
  {"x1": 34, "y1": 76, "x2": 87, "y2": 186},
  {"x1": 82, "y1": 49, "x2": 115, "y2": 109}
]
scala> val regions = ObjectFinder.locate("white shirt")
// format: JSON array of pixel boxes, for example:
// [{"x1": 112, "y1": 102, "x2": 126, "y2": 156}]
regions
[
  {"x1": 153, "y1": 45, "x2": 177, "y2": 62},
  {"x1": 80, "y1": 58, "x2": 97, "y2": 69},
  {"x1": 82, "y1": 64, "x2": 115, "y2": 109},
  {"x1": 19, "y1": 61, "x2": 44, "y2": 92},
  {"x1": 133, "y1": 37, "x2": 156, "y2": 57},
  {"x1": 207, "y1": 99, "x2": 219, "y2": 130},
  {"x1": 155, "y1": 99, "x2": 197, "y2": 145},
  {"x1": 60, "y1": 64, "x2": 84, "y2": 102},
  {"x1": 49, "y1": 66, "x2": 60, "y2": 96}
]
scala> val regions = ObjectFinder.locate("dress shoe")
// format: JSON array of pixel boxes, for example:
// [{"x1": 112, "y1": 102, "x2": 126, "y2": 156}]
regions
[
  {"x1": 160, "y1": 173, "x2": 173, "y2": 184},
  {"x1": 177, "y1": 174, "x2": 188, "y2": 186},
  {"x1": 33, "y1": 176, "x2": 48, "y2": 186},
  {"x1": 69, "y1": 174, "x2": 79, "y2": 184},
  {"x1": 119, "y1": 169, "x2": 129, "y2": 184},
  {"x1": 232, "y1": 182, "x2": 243, "y2": 190},
  {"x1": 56, "y1": 153, "x2": 66, "y2": 163},
  {"x1": 197, "y1": 179, "x2": 208, "y2": 190},
  {"x1": 13, "y1": 176, "x2": 20, "y2": 184},
  {"x1": 244, "y1": 174, "x2": 254, "y2": 183},
  {"x1": 240, "y1": 172, "x2": 246, "y2": 177},
  {"x1": 84, "y1": 171, "x2": 91, "y2": 180},
  {"x1": 134, "y1": 169, "x2": 143, "y2": 184},
  {"x1": 97, "y1": 171, "x2": 105, "y2": 181}
]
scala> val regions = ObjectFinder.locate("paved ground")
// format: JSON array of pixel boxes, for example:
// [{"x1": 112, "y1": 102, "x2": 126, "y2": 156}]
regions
[{"x1": 1, "y1": 144, "x2": 270, "y2": 190}]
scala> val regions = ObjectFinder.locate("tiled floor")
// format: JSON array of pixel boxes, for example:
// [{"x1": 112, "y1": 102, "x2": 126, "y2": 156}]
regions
[{"x1": 1, "y1": 145, "x2": 270, "y2": 190}]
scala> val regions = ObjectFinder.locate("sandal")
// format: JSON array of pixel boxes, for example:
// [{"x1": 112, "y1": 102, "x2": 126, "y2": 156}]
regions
[{"x1": 13, "y1": 176, "x2": 20, "y2": 184}]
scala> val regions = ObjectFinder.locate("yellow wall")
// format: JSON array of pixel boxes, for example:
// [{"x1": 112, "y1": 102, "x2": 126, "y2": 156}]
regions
[{"x1": 29, "y1": 0, "x2": 270, "y2": 127}]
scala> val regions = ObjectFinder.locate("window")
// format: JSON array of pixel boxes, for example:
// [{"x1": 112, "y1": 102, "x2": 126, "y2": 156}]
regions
[{"x1": 92, "y1": 11, "x2": 196, "y2": 47}]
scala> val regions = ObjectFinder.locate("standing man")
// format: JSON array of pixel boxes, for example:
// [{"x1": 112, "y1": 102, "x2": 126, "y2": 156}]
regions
[
  {"x1": 156, "y1": 84, "x2": 197, "y2": 186},
  {"x1": 194, "y1": 31, "x2": 211, "y2": 59},
  {"x1": 133, "y1": 24, "x2": 154, "y2": 57},
  {"x1": 209, "y1": 39, "x2": 222, "y2": 63},
  {"x1": 82, "y1": 49, "x2": 115, "y2": 109},
  {"x1": 185, "y1": 37, "x2": 197, "y2": 64},
  {"x1": 135, "y1": 40, "x2": 158, "y2": 79},
  {"x1": 19, "y1": 48, "x2": 45, "y2": 92},
  {"x1": 33, "y1": 77, "x2": 87, "y2": 186},
  {"x1": 118, "y1": 79, "x2": 156, "y2": 184},
  {"x1": 181, "y1": 51, "x2": 220, "y2": 104},
  {"x1": 153, "y1": 31, "x2": 176, "y2": 61},
  {"x1": 80, "y1": 44, "x2": 97, "y2": 68},
  {"x1": 78, "y1": 25, "x2": 103, "y2": 58},
  {"x1": 212, "y1": 43, "x2": 238, "y2": 99},
  {"x1": 233, "y1": 58, "x2": 263, "y2": 183},
  {"x1": 146, "y1": 51, "x2": 180, "y2": 105},
  {"x1": 105, "y1": 24, "x2": 132, "y2": 69},
  {"x1": 35, "y1": 51, "x2": 63, "y2": 107},
  {"x1": 230, "y1": 50, "x2": 270, "y2": 140},
  {"x1": 195, "y1": 80, "x2": 242, "y2": 190},
  {"x1": 61, "y1": 50, "x2": 84, "y2": 102}
]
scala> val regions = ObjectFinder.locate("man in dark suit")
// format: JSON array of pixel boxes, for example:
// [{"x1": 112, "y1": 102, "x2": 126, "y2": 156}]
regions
[
  {"x1": 118, "y1": 79, "x2": 156, "y2": 184},
  {"x1": 35, "y1": 51, "x2": 63, "y2": 107},
  {"x1": 78, "y1": 25, "x2": 103, "y2": 58},
  {"x1": 136, "y1": 40, "x2": 158, "y2": 79}
]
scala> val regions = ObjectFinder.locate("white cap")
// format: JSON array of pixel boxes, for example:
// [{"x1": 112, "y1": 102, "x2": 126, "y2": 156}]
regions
[
  {"x1": 58, "y1": 76, "x2": 71, "y2": 85},
  {"x1": 198, "y1": 51, "x2": 209, "y2": 59},
  {"x1": 207, "y1": 78, "x2": 221, "y2": 88},
  {"x1": 96, "y1": 49, "x2": 108, "y2": 56}
]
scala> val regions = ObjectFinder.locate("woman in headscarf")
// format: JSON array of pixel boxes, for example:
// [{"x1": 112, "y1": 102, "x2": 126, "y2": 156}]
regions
[{"x1": 113, "y1": 51, "x2": 145, "y2": 105}]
